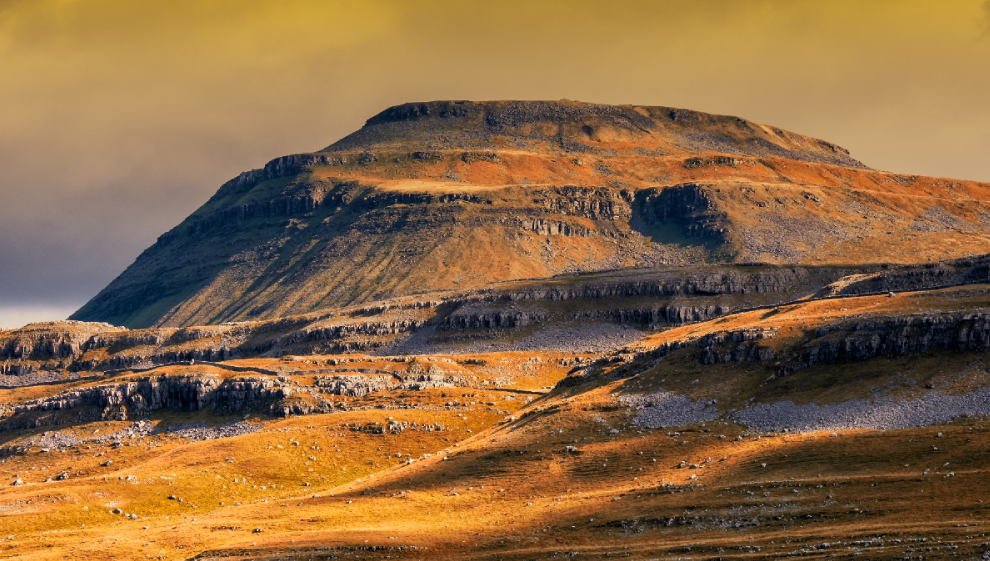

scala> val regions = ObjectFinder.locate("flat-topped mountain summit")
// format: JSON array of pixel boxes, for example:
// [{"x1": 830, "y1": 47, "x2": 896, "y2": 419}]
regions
[
  {"x1": 325, "y1": 100, "x2": 865, "y2": 168},
  {"x1": 71, "y1": 100, "x2": 990, "y2": 328}
]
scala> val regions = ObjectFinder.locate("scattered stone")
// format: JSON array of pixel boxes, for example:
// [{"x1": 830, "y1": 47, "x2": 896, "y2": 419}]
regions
[{"x1": 628, "y1": 387, "x2": 990, "y2": 432}]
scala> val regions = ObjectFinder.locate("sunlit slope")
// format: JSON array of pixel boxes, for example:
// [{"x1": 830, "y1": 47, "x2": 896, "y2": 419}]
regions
[
  {"x1": 4, "y1": 309, "x2": 990, "y2": 559},
  {"x1": 70, "y1": 101, "x2": 990, "y2": 328},
  {"x1": 10, "y1": 278, "x2": 990, "y2": 558}
]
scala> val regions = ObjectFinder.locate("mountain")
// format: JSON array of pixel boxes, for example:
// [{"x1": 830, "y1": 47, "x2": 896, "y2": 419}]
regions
[
  {"x1": 9, "y1": 99, "x2": 990, "y2": 560},
  {"x1": 70, "y1": 100, "x2": 990, "y2": 330}
]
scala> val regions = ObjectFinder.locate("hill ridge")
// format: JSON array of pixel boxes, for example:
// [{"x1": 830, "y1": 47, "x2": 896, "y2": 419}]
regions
[
  {"x1": 69, "y1": 100, "x2": 990, "y2": 328},
  {"x1": 323, "y1": 99, "x2": 867, "y2": 169}
]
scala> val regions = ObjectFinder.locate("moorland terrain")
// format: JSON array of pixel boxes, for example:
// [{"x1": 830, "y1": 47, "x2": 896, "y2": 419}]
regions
[{"x1": 3, "y1": 101, "x2": 990, "y2": 559}]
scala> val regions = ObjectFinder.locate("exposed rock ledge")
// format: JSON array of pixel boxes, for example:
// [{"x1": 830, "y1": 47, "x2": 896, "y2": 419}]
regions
[{"x1": 0, "y1": 374, "x2": 333, "y2": 431}]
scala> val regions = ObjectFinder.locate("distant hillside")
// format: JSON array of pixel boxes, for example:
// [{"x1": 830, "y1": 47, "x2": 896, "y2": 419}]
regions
[{"x1": 70, "y1": 100, "x2": 990, "y2": 328}]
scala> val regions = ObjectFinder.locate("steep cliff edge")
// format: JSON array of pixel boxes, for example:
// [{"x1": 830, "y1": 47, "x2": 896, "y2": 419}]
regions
[{"x1": 70, "y1": 100, "x2": 990, "y2": 328}]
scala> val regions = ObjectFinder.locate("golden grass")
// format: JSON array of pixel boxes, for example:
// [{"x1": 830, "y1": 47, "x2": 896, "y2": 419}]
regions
[
  {"x1": 5, "y1": 389, "x2": 988, "y2": 560},
  {"x1": 5, "y1": 293, "x2": 990, "y2": 558}
]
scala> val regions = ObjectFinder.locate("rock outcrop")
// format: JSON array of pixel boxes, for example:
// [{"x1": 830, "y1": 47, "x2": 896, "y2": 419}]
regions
[
  {"x1": 772, "y1": 312, "x2": 990, "y2": 376},
  {"x1": 3, "y1": 264, "x2": 867, "y2": 384},
  {"x1": 312, "y1": 371, "x2": 475, "y2": 397},
  {"x1": 0, "y1": 373, "x2": 332, "y2": 430},
  {"x1": 564, "y1": 308, "x2": 990, "y2": 388},
  {"x1": 818, "y1": 253, "x2": 990, "y2": 298}
]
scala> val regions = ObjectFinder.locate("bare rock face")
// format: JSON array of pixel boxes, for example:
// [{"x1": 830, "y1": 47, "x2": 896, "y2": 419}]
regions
[
  {"x1": 0, "y1": 321, "x2": 122, "y2": 362},
  {"x1": 67, "y1": 100, "x2": 990, "y2": 328},
  {"x1": 1, "y1": 373, "x2": 332, "y2": 430},
  {"x1": 569, "y1": 310, "x2": 990, "y2": 388},
  {"x1": 817, "y1": 253, "x2": 990, "y2": 298},
  {"x1": 312, "y1": 370, "x2": 474, "y2": 397},
  {"x1": 772, "y1": 312, "x2": 990, "y2": 375}
]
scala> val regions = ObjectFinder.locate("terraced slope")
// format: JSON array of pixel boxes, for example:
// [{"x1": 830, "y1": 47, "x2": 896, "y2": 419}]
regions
[
  {"x1": 70, "y1": 101, "x2": 990, "y2": 328},
  {"x1": 6, "y1": 275, "x2": 990, "y2": 559}
]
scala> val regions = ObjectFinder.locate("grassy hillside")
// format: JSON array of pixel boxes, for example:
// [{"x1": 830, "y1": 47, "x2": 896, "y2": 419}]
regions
[{"x1": 7, "y1": 279, "x2": 990, "y2": 558}]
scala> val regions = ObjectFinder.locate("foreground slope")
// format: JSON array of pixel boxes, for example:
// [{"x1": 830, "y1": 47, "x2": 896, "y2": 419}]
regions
[
  {"x1": 5, "y1": 269, "x2": 990, "y2": 559},
  {"x1": 70, "y1": 100, "x2": 990, "y2": 328}
]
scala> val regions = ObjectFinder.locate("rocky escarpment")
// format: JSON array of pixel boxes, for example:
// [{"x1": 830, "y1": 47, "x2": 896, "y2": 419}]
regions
[
  {"x1": 0, "y1": 373, "x2": 333, "y2": 430},
  {"x1": 1, "y1": 321, "x2": 124, "y2": 380},
  {"x1": 818, "y1": 253, "x2": 990, "y2": 298},
  {"x1": 489, "y1": 265, "x2": 842, "y2": 302},
  {"x1": 619, "y1": 307, "x2": 990, "y2": 433},
  {"x1": 5, "y1": 265, "x2": 866, "y2": 384},
  {"x1": 562, "y1": 307, "x2": 990, "y2": 389},
  {"x1": 1, "y1": 321, "x2": 251, "y2": 382},
  {"x1": 423, "y1": 265, "x2": 858, "y2": 348},
  {"x1": 313, "y1": 369, "x2": 477, "y2": 397},
  {"x1": 693, "y1": 310, "x2": 990, "y2": 376},
  {"x1": 769, "y1": 312, "x2": 990, "y2": 375},
  {"x1": 633, "y1": 184, "x2": 729, "y2": 245},
  {"x1": 0, "y1": 321, "x2": 122, "y2": 363},
  {"x1": 0, "y1": 356, "x2": 488, "y2": 431}
]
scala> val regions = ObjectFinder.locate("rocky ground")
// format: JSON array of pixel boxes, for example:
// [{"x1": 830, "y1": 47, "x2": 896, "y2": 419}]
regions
[
  {"x1": 625, "y1": 387, "x2": 990, "y2": 432},
  {"x1": 1, "y1": 282, "x2": 989, "y2": 558},
  {"x1": 13, "y1": 419, "x2": 263, "y2": 454}
]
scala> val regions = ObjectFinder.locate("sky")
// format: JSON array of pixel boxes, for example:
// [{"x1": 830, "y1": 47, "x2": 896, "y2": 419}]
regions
[{"x1": 0, "y1": 0, "x2": 988, "y2": 329}]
